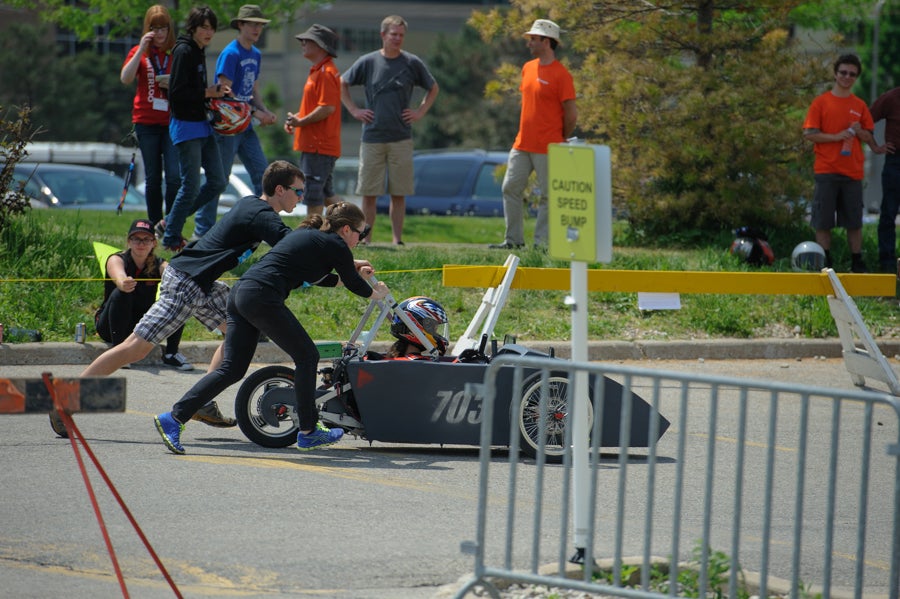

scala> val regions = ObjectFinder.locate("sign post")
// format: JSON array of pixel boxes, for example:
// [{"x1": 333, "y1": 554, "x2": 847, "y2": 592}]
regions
[{"x1": 548, "y1": 142, "x2": 612, "y2": 559}]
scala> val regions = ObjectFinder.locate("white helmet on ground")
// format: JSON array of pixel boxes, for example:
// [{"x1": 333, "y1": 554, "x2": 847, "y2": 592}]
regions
[{"x1": 791, "y1": 241, "x2": 826, "y2": 272}]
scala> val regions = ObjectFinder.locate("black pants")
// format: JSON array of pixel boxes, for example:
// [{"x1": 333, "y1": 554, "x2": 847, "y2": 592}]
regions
[
  {"x1": 96, "y1": 288, "x2": 183, "y2": 354},
  {"x1": 171, "y1": 279, "x2": 320, "y2": 430}
]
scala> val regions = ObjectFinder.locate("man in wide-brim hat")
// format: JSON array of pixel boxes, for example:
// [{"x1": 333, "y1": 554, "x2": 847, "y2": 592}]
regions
[
  {"x1": 489, "y1": 19, "x2": 578, "y2": 251},
  {"x1": 285, "y1": 24, "x2": 342, "y2": 215},
  {"x1": 295, "y1": 23, "x2": 338, "y2": 58},
  {"x1": 230, "y1": 4, "x2": 270, "y2": 29}
]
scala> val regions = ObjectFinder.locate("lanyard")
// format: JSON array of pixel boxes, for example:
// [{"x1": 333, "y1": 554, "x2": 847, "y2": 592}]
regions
[{"x1": 149, "y1": 49, "x2": 170, "y2": 75}]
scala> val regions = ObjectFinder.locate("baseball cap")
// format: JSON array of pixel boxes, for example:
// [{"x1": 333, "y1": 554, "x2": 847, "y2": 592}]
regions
[{"x1": 128, "y1": 219, "x2": 154, "y2": 238}]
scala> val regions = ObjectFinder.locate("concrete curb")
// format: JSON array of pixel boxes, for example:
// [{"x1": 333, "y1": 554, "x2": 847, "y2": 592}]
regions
[{"x1": 4, "y1": 337, "x2": 900, "y2": 366}]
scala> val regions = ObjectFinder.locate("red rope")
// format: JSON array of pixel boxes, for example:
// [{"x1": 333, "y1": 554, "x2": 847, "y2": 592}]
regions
[{"x1": 43, "y1": 373, "x2": 183, "y2": 598}]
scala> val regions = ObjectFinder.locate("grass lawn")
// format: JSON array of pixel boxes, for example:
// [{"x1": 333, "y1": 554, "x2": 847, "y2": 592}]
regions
[{"x1": 0, "y1": 208, "x2": 898, "y2": 344}]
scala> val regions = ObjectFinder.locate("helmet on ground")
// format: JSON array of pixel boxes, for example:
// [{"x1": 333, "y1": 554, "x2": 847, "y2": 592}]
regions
[
  {"x1": 390, "y1": 296, "x2": 450, "y2": 354},
  {"x1": 791, "y1": 241, "x2": 826, "y2": 272},
  {"x1": 208, "y1": 97, "x2": 251, "y2": 135},
  {"x1": 730, "y1": 237, "x2": 774, "y2": 266}
]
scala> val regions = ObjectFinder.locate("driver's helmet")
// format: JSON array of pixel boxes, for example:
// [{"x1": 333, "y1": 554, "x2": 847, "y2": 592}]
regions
[
  {"x1": 791, "y1": 241, "x2": 826, "y2": 272},
  {"x1": 207, "y1": 97, "x2": 251, "y2": 135},
  {"x1": 390, "y1": 296, "x2": 449, "y2": 354}
]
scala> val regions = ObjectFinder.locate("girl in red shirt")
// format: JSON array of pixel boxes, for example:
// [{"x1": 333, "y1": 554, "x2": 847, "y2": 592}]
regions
[{"x1": 120, "y1": 5, "x2": 180, "y2": 228}]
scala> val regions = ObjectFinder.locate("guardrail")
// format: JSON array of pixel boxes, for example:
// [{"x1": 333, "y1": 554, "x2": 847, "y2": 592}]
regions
[{"x1": 453, "y1": 354, "x2": 900, "y2": 599}]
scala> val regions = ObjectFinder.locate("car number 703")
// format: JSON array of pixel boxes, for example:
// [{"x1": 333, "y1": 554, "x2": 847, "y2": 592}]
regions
[{"x1": 430, "y1": 390, "x2": 483, "y2": 425}]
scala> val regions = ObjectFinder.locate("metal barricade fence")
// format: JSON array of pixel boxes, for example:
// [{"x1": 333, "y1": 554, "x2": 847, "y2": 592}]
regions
[{"x1": 453, "y1": 354, "x2": 900, "y2": 599}]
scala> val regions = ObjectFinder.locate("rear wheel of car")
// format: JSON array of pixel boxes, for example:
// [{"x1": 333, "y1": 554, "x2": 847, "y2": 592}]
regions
[{"x1": 234, "y1": 366, "x2": 299, "y2": 448}]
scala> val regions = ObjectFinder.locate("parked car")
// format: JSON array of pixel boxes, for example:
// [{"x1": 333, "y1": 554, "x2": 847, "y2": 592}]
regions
[
  {"x1": 233, "y1": 158, "x2": 361, "y2": 209},
  {"x1": 375, "y1": 150, "x2": 508, "y2": 216},
  {"x1": 136, "y1": 170, "x2": 272, "y2": 215},
  {"x1": 213, "y1": 170, "x2": 255, "y2": 213},
  {"x1": 12, "y1": 163, "x2": 145, "y2": 210},
  {"x1": 331, "y1": 157, "x2": 362, "y2": 207},
  {"x1": 230, "y1": 163, "x2": 253, "y2": 191}
]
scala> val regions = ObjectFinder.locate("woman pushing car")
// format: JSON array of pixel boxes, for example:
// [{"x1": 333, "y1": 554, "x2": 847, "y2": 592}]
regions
[{"x1": 154, "y1": 201, "x2": 389, "y2": 454}]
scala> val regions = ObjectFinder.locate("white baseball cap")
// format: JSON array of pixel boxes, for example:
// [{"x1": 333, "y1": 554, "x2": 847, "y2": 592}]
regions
[{"x1": 524, "y1": 19, "x2": 562, "y2": 44}]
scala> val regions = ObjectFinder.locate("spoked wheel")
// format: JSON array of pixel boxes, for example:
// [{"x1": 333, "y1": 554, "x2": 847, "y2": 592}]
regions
[
  {"x1": 234, "y1": 366, "x2": 299, "y2": 448},
  {"x1": 518, "y1": 372, "x2": 592, "y2": 463}
]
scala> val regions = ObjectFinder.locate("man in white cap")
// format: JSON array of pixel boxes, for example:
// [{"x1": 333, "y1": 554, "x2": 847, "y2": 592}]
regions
[
  {"x1": 490, "y1": 19, "x2": 577, "y2": 250},
  {"x1": 285, "y1": 24, "x2": 342, "y2": 216}
]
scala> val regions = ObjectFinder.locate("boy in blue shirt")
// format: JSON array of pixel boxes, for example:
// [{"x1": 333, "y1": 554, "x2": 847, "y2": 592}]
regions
[{"x1": 194, "y1": 4, "x2": 277, "y2": 239}]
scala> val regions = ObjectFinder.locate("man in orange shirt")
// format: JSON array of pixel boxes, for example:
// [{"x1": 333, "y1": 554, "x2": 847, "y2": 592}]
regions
[
  {"x1": 490, "y1": 19, "x2": 577, "y2": 250},
  {"x1": 285, "y1": 24, "x2": 341, "y2": 216},
  {"x1": 803, "y1": 54, "x2": 888, "y2": 272}
]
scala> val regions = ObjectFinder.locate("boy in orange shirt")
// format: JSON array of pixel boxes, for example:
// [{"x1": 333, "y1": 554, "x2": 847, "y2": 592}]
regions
[
  {"x1": 803, "y1": 54, "x2": 888, "y2": 272},
  {"x1": 490, "y1": 19, "x2": 577, "y2": 250}
]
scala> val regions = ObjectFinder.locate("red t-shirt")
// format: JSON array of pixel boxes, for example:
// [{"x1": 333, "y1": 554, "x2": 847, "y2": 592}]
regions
[
  {"x1": 803, "y1": 90, "x2": 874, "y2": 180},
  {"x1": 123, "y1": 44, "x2": 172, "y2": 127},
  {"x1": 513, "y1": 59, "x2": 576, "y2": 154},
  {"x1": 292, "y1": 57, "x2": 341, "y2": 157}
]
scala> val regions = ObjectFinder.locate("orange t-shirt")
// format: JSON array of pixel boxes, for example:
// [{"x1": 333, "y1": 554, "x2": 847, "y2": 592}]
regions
[
  {"x1": 513, "y1": 59, "x2": 576, "y2": 154},
  {"x1": 802, "y1": 90, "x2": 874, "y2": 180},
  {"x1": 292, "y1": 57, "x2": 341, "y2": 157}
]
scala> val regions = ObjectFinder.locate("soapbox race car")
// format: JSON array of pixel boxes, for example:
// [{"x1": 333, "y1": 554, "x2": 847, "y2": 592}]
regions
[{"x1": 233, "y1": 258, "x2": 669, "y2": 461}]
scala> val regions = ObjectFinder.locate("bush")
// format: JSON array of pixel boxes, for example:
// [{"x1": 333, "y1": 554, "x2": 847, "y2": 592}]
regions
[{"x1": 0, "y1": 103, "x2": 36, "y2": 232}]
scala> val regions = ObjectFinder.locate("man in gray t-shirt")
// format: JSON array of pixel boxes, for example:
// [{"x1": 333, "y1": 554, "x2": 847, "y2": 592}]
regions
[{"x1": 341, "y1": 14, "x2": 439, "y2": 246}]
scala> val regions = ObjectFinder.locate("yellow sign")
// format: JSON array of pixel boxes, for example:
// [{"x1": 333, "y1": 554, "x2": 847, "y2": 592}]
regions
[{"x1": 548, "y1": 144, "x2": 612, "y2": 263}]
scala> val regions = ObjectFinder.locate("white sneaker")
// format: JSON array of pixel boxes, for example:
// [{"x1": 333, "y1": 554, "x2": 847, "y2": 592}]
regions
[{"x1": 162, "y1": 352, "x2": 194, "y2": 371}]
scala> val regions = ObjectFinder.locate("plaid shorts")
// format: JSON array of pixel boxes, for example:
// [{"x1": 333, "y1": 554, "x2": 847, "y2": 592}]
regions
[{"x1": 134, "y1": 266, "x2": 229, "y2": 344}]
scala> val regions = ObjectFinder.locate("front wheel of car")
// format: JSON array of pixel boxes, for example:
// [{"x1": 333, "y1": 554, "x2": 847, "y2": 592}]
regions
[{"x1": 517, "y1": 372, "x2": 592, "y2": 463}]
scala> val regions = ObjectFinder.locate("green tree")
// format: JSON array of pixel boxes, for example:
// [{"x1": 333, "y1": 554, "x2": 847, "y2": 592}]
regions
[
  {"x1": 5, "y1": 0, "x2": 325, "y2": 40},
  {"x1": 471, "y1": 1, "x2": 826, "y2": 240},
  {"x1": 792, "y1": 0, "x2": 900, "y2": 103},
  {"x1": 417, "y1": 25, "x2": 522, "y2": 151},
  {"x1": 0, "y1": 22, "x2": 133, "y2": 143}
]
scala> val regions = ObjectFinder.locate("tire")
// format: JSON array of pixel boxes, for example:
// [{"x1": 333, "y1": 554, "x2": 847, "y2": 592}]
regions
[
  {"x1": 518, "y1": 372, "x2": 593, "y2": 463},
  {"x1": 234, "y1": 366, "x2": 298, "y2": 448}
]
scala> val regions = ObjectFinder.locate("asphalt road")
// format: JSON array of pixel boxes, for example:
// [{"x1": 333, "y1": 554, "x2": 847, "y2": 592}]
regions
[{"x1": 1, "y1": 356, "x2": 898, "y2": 598}]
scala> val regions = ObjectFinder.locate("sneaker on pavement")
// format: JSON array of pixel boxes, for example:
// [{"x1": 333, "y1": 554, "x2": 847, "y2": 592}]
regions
[
  {"x1": 296, "y1": 424, "x2": 344, "y2": 451},
  {"x1": 154, "y1": 412, "x2": 185, "y2": 455},
  {"x1": 191, "y1": 401, "x2": 236, "y2": 428},
  {"x1": 162, "y1": 352, "x2": 194, "y2": 371}
]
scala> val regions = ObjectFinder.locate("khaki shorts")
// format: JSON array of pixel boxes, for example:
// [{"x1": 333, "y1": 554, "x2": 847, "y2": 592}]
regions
[{"x1": 356, "y1": 139, "x2": 414, "y2": 196}]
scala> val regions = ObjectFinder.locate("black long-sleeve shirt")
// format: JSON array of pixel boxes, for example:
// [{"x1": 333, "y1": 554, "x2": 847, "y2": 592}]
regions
[
  {"x1": 241, "y1": 228, "x2": 372, "y2": 300},
  {"x1": 169, "y1": 196, "x2": 291, "y2": 292}
]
